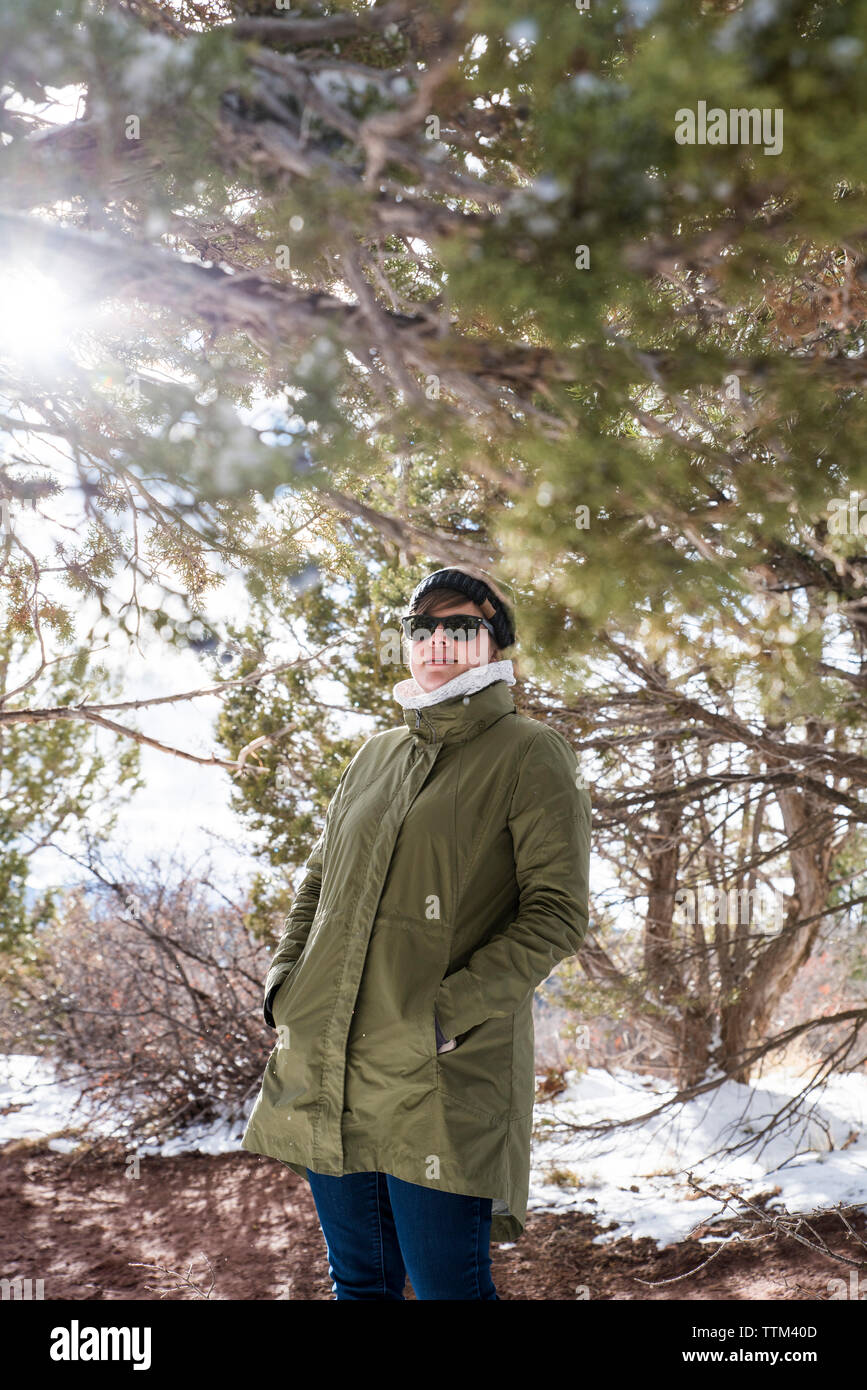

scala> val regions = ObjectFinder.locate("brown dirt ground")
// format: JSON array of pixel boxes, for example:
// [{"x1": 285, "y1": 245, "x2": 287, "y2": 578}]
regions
[{"x1": 2, "y1": 1140, "x2": 865, "y2": 1301}]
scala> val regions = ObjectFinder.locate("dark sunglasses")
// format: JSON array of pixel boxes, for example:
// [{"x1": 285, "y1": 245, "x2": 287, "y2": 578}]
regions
[{"x1": 400, "y1": 613, "x2": 496, "y2": 643}]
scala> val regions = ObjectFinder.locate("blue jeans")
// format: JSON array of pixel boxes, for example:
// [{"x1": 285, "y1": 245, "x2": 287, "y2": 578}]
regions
[{"x1": 305, "y1": 1168, "x2": 500, "y2": 1300}]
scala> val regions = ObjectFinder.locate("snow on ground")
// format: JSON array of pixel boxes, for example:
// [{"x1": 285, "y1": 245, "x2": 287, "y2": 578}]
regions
[
  {"x1": 525, "y1": 1064, "x2": 867, "y2": 1248},
  {"x1": 2, "y1": 1053, "x2": 865, "y2": 1250},
  {"x1": 0, "y1": 1054, "x2": 120, "y2": 1152}
]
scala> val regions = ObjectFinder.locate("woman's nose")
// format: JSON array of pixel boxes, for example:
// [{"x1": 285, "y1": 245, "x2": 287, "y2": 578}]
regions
[{"x1": 431, "y1": 621, "x2": 466, "y2": 644}]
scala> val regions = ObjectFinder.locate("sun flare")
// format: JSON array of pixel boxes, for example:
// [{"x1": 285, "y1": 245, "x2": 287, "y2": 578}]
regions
[{"x1": 0, "y1": 262, "x2": 76, "y2": 366}]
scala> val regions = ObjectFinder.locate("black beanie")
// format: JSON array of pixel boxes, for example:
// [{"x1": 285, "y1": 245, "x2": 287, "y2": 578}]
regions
[{"x1": 408, "y1": 568, "x2": 516, "y2": 651}]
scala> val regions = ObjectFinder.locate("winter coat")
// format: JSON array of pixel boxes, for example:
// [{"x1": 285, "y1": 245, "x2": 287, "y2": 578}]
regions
[{"x1": 240, "y1": 677, "x2": 591, "y2": 1242}]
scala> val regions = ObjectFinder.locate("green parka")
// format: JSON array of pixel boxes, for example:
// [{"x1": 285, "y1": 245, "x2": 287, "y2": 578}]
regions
[{"x1": 240, "y1": 677, "x2": 591, "y2": 1242}]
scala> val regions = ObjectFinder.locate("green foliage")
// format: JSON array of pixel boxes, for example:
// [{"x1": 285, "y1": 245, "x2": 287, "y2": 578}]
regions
[
  {"x1": 0, "y1": 0, "x2": 865, "y2": 712},
  {"x1": 0, "y1": 625, "x2": 143, "y2": 944},
  {"x1": 1, "y1": 0, "x2": 867, "y2": 976}
]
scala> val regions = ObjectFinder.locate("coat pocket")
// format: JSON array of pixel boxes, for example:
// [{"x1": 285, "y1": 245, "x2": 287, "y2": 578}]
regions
[
  {"x1": 435, "y1": 1011, "x2": 514, "y2": 1121},
  {"x1": 270, "y1": 964, "x2": 300, "y2": 1022}
]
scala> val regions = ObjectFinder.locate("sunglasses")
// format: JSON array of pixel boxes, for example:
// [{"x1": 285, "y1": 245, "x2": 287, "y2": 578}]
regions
[{"x1": 400, "y1": 613, "x2": 496, "y2": 643}]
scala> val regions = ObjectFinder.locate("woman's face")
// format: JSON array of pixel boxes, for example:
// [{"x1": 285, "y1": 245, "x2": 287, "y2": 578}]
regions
[{"x1": 408, "y1": 599, "x2": 499, "y2": 693}]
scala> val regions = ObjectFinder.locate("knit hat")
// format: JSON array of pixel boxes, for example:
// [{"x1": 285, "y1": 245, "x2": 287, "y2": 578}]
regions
[{"x1": 407, "y1": 567, "x2": 516, "y2": 651}]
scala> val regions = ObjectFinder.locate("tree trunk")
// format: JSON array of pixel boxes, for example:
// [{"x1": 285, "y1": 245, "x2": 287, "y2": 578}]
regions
[{"x1": 719, "y1": 723, "x2": 837, "y2": 1083}]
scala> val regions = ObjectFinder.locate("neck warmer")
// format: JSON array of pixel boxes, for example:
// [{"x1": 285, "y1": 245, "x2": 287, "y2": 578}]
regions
[{"x1": 392, "y1": 658, "x2": 516, "y2": 710}]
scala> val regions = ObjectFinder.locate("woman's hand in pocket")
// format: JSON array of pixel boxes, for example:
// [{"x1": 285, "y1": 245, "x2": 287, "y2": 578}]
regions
[{"x1": 434, "y1": 1012, "x2": 457, "y2": 1054}]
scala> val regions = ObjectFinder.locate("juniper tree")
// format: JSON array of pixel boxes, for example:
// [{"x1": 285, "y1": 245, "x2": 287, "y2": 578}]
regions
[{"x1": 1, "y1": 1, "x2": 867, "y2": 1083}]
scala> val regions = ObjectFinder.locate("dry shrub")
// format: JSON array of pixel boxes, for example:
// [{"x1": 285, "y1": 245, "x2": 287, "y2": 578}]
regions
[{"x1": 1, "y1": 849, "x2": 280, "y2": 1155}]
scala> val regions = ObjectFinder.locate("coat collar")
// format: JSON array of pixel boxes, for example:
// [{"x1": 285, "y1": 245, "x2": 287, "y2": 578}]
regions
[
  {"x1": 399, "y1": 678, "x2": 516, "y2": 746},
  {"x1": 393, "y1": 658, "x2": 516, "y2": 710}
]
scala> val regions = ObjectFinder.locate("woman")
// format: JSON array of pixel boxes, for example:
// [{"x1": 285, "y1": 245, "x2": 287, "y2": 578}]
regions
[{"x1": 241, "y1": 563, "x2": 591, "y2": 1299}]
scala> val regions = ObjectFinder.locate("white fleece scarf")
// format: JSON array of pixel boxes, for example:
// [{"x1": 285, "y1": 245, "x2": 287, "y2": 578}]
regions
[{"x1": 392, "y1": 658, "x2": 516, "y2": 710}]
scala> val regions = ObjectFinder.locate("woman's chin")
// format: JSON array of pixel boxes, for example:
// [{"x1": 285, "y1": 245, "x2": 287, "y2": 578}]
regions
[{"x1": 415, "y1": 661, "x2": 467, "y2": 690}]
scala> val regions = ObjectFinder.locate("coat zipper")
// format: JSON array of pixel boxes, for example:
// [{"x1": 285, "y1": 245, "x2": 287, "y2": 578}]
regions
[{"x1": 415, "y1": 707, "x2": 437, "y2": 743}]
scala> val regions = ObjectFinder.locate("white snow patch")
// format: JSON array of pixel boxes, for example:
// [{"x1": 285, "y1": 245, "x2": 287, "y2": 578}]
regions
[{"x1": 527, "y1": 1065, "x2": 867, "y2": 1247}]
